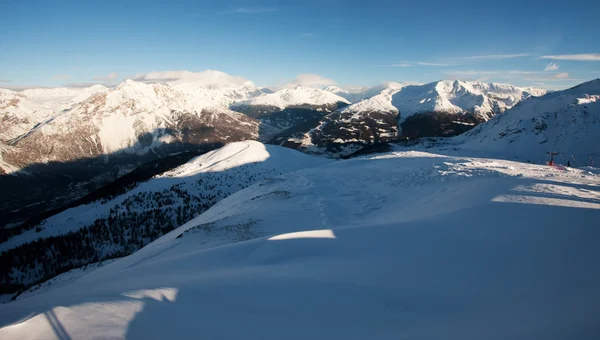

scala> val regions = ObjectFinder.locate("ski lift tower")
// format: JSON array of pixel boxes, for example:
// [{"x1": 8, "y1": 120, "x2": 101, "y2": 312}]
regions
[{"x1": 546, "y1": 151, "x2": 560, "y2": 166}]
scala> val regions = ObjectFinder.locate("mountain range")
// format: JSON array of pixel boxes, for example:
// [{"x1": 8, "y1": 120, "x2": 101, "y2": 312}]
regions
[
  {"x1": 0, "y1": 72, "x2": 548, "y2": 175},
  {"x1": 2, "y1": 74, "x2": 598, "y2": 229},
  {"x1": 1, "y1": 74, "x2": 599, "y2": 340}
]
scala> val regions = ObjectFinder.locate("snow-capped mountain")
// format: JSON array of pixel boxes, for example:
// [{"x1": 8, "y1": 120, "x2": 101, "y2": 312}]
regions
[
  {"x1": 307, "y1": 85, "x2": 402, "y2": 150},
  {"x1": 0, "y1": 79, "x2": 268, "y2": 169},
  {"x1": 0, "y1": 76, "x2": 270, "y2": 231},
  {"x1": 458, "y1": 79, "x2": 600, "y2": 164},
  {"x1": 168, "y1": 70, "x2": 264, "y2": 107},
  {"x1": 2, "y1": 147, "x2": 599, "y2": 339},
  {"x1": 0, "y1": 141, "x2": 329, "y2": 294},
  {"x1": 229, "y1": 85, "x2": 351, "y2": 138},
  {"x1": 303, "y1": 80, "x2": 546, "y2": 150},
  {"x1": 392, "y1": 80, "x2": 546, "y2": 123},
  {"x1": 322, "y1": 83, "x2": 396, "y2": 103},
  {"x1": 0, "y1": 76, "x2": 266, "y2": 172},
  {"x1": 232, "y1": 85, "x2": 350, "y2": 116}
]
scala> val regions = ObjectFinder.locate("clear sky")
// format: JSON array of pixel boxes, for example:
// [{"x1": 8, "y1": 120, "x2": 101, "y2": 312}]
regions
[{"x1": 1, "y1": 0, "x2": 599, "y2": 90}]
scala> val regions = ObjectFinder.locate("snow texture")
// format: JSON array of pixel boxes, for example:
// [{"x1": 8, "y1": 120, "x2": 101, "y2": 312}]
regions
[{"x1": 1, "y1": 147, "x2": 599, "y2": 340}]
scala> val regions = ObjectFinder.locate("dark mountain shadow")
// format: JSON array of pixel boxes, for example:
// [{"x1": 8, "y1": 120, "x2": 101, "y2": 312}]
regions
[
  {"x1": 0, "y1": 136, "x2": 225, "y2": 234},
  {"x1": 0, "y1": 147, "x2": 292, "y2": 296},
  {"x1": 399, "y1": 111, "x2": 484, "y2": 139}
]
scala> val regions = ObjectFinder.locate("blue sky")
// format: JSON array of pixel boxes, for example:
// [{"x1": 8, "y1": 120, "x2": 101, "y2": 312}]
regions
[{"x1": 1, "y1": 0, "x2": 599, "y2": 90}]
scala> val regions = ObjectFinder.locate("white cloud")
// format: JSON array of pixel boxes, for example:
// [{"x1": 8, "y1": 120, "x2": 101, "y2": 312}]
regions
[
  {"x1": 446, "y1": 53, "x2": 531, "y2": 60},
  {"x1": 131, "y1": 70, "x2": 250, "y2": 87},
  {"x1": 234, "y1": 8, "x2": 278, "y2": 13},
  {"x1": 445, "y1": 69, "x2": 539, "y2": 77},
  {"x1": 285, "y1": 74, "x2": 336, "y2": 87},
  {"x1": 541, "y1": 54, "x2": 600, "y2": 61},
  {"x1": 544, "y1": 63, "x2": 559, "y2": 71},
  {"x1": 93, "y1": 72, "x2": 119, "y2": 81},
  {"x1": 52, "y1": 75, "x2": 71, "y2": 80}
]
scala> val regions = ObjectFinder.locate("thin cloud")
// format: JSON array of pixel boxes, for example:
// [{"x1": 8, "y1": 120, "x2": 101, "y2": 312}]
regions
[
  {"x1": 233, "y1": 8, "x2": 279, "y2": 13},
  {"x1": 373, "y1": 63, "x2": 412, "y2": 67},
  {"x1": 2, "y1": 84, "x2": 51, "y2": 90},
  {"x1": 523, "y1": 72, "x2": 578, "y2": 81},
  {"x1": 285, "y1": 74, "x2": 336, "y2": 87},
  {"x1": 446, "y1": 53, "x2": 531, "y2": 60},
  {"x1": 446, "y1": 69, "x2": 540, "y2": 76},
  {"x1": 553, "y1": 72, "x2": 570, "y2": 79},
  {"x1": 52, "y1": 75, "x2": 71, "y2": 80},
  {"x1": 93, "y1": 72, "x2": 119, "y2": 81},
  {"x1": 63, "y1": 82, "x2": 104, "y2": 88},
  {"x1": 131, "y1": 70, "x2": 250, "y2": 87},
  {"x1": 541, "y1": 54, "x2": 600, "y2": 61},
  {"x1": 544, "y1": 63, "x2": 559, "y2": 71},
  {"x1": 415, "y1": 62, "x2": 453, "y2": 67},
  {"x1": 0, "y1": 79, "x2": 11, "y2": 83}
]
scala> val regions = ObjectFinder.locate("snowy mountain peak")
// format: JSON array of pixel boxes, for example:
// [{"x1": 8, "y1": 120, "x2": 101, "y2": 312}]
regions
[
  {"x1": 565, "y1": 78, "x2": 600, "y2": 95},
  {"x1": 238, "y1": 86, "x2": 350, "y2": 109}
]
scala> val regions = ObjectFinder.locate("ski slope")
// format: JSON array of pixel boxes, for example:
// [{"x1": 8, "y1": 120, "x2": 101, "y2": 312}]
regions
[{"x1": 1, "y1": 149, "x2": 599, "y2": 340}]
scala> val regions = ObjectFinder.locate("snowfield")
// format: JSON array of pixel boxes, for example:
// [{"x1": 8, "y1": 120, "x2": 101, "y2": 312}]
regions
[{"x1": 1, "y1": 148, "x2": 599, "y2": 340}]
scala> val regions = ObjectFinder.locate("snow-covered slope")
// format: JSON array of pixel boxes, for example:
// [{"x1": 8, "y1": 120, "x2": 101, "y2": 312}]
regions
[
  {"x1": 235, "y1": 85, "x2": 350, "y2": 111},
  {"x1": 459, "y1": 79, "x2": 600, "y2": 164},
  {"x1": 0, "y1": 141, "x2": 330, "y2": 291},
  {"x1": 0, "y1": 85, "x2": 108, "y2": 142},
  {"x1": 1, "y1": 150, "x2": 599, "y2": 339}
]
